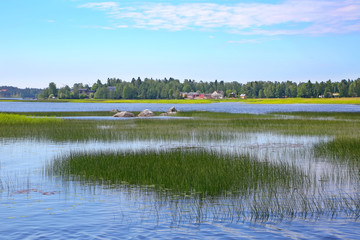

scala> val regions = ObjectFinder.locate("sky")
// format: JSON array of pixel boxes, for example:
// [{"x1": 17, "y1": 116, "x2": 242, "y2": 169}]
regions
[{"x1": 1, "y1": 0, "x2": 360, "y2": 88}]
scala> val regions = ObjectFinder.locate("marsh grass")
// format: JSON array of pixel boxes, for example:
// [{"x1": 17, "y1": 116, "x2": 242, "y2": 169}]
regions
[
  {"x1": 50, "y1": 150, "x2": 305, "y2": 196},
  {"x1": 1, "y1": 111, "x2": 360, "y2": 141},
  {"x1": 9, "y1": 111, "x2": 115, "y2": 117},
  {"x1": 314, "y1": 137, "x2": 360, "y2": 164},
  {"x1": 0, "y1": 113, "x2": 62, "y2": 125}
]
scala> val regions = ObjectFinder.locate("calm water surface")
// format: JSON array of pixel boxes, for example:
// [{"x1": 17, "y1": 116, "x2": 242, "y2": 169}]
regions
[
  {"x1": 1, "y1": 134, "x2": 360, "y2": 239},
  {"x1": 1, "y1": 101, "x2": 360, "y2": 113},
  {"x1": 1, "y1": 102, "x2": 360, "y2": 239}
]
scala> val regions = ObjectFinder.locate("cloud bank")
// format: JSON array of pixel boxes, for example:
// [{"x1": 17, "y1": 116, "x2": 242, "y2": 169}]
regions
[{"x1": 79, "y1": 0, "x2": 360, "y2": 35}]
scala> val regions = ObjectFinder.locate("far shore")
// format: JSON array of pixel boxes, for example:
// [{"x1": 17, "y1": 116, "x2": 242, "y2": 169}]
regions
[{"x1": 1, "y1": 97, "x2": 360, "y2": 105}]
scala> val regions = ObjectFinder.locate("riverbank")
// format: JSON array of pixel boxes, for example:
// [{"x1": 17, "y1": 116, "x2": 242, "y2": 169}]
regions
[{"x1": 1, "y1": 97, "x2": 360, "y2": 104}]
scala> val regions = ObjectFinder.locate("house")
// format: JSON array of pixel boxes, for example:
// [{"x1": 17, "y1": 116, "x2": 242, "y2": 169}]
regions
[
  {"x1": 240, "y1": 94, "x2": 247, "y2": 99},
  {"x1": 78, "y1": 88, "x2": 94, "y2": 97},
  {"x1": 229, "y1": 92, "x2": 236, "y2": 98},
  {"x1": 186, "y1": 92, "x2": 200, "y2": 99},
  {"x1": 211, "y1": 91, "x2": 224, "y2": 99},
  {"x1": 200, "y1": 93, "x2": 212, "y2": 99}
]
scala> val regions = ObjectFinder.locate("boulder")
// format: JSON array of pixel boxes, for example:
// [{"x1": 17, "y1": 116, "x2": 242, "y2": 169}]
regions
[
  {"x1": 168, "y1": 106, "x2": 177, "y2": 113},
  {"x1": 113, "y1": 111, "x2": 135, "y2": 117},
  {"x1": 110, "y1": 109, "x2": 119, "y2": 113},
  {"x1": 138, "y1": 109, "x2": 155, "y2": 117}
]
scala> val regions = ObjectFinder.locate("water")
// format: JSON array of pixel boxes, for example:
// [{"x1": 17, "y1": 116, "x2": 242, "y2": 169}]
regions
[
  {"x1": 1, "y1": 134, "x2": 360, "y2": 239},
  {"x1": 1, "y1": 101, "x2": 360, "y2": 113},
  {"x1": 1, "y1": 102, "x2": 360, "y2": 239}
]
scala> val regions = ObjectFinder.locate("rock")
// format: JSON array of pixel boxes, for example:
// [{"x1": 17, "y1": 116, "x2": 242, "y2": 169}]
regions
[
  {"x1": 168, "y1": 106, "x2": 177, "y2": 113},
  {"x1": 110, "y1": 109, "x2": 119, "y2": 113},
  {"x1": 138, "y1": 109, "x2": 155, "y2": 117},
  {"x1": 113, "y1": 111, "x2": 135, "y2": 117}
]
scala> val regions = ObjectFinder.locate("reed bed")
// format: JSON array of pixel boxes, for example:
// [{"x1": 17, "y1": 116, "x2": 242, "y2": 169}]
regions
[
  {"x1": 0, "y1": 113, "x2": 62, "y2": 125},
  {"x1": 1, "y1": 111, "x2": 360, "y2": 141},
  {"x1": 50, "y1": 150, "x2": 305, "y2": 196},
  {"x1": 314, "y1": 137, "x2": 360, "y2": 163}
]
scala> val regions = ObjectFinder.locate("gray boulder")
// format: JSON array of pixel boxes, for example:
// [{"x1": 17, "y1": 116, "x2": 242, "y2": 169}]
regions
[
  {"x1": 113, "y1": 111, "x2": 135, "y2": 117},
  {"x1": 138, "y1": 109, "x2": 155, "y2": 117},
  {"x1": 110, "y1": 109, "x2": 119, "y2": 113},
  {"x1": 168, "y1": 106, "x2": 177, "y2": 113}
]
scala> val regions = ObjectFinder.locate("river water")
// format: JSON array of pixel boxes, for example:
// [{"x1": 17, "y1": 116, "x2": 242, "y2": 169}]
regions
[{"x1": 1, "y1": 102, "x2": 360, "y2": 239}]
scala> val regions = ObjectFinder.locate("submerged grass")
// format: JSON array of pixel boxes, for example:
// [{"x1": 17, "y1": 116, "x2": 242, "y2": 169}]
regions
[
  {"x1": 50, "y1": 150, "x2": 305, "y2": 196},
  {"x1": 314, "y1": 137, "x2": 360, "y2": 163}
]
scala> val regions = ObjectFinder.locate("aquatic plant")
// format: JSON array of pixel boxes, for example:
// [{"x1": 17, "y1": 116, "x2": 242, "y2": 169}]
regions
[
  {"x1": 1, "y1": 111, "x2": 360, "y2": 141},
  {"x1": 0, "y1": 113, "x2": 62, "y2": 125},
  {"x1": 314, "y1": 137, "x2": 360, "y2": 163},
  {"x1": 50, "y1": 150, "x2": 305, "y2": 196}
]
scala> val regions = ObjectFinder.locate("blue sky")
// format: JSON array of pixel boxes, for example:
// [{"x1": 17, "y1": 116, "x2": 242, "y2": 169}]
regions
[{"x1": 1, "y1": 0, "x2": 360, "y2": 88}]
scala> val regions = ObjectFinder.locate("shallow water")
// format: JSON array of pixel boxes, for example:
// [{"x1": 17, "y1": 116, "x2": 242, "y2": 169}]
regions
[
  {"x1": 1, "y1": 101, "x2": 360, "y2": 113},
  {"x1": 1, "y1": 132, "x2": 360, "y2": 239},
  {"x1": 1, "y1": 102, "x2": 360, "y2": 238}
]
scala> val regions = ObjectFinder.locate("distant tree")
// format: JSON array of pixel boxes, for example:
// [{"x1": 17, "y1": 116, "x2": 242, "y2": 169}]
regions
[
  {"x1": 58, "y1": 85, "x2": 71, "y2": 99},
  {"x1": 48, "y1": 82, "x2": 58, "y2": 97},
  {"x1": 94, "y1": 86, "x2": 108, "y2": 99},
  {"x1": 348, "y1": 79, "x2": 360, "y2": 97},
  {"x1": 338, "y1": 79, "x2": 349, "y2": 97},
  {"x1": 183, "y1": 85, "x2": 192, "y2": 93},
  {"x1": 122, "y1": 84, "x2": 137, "y2": 99}
]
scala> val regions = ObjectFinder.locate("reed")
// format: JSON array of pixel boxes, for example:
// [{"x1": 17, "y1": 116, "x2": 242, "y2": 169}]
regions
[
  {"x1": 314, "y1": 137, "x2": 360, "y2": 163},
  {"x1": 0, "y1": 113, "x2": 62, "y2": 125},
  {"x1": 1, "y1": 111, "x2": 360, "y2": 141},
  {"x1": 50, "y1": 150, "x2": 305, "y2": 196}
]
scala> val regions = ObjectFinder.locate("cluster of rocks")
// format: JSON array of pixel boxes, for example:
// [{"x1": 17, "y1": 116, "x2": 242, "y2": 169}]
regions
[{"x1": 112, "y1": 106, "x2": 178, "y2": 118}]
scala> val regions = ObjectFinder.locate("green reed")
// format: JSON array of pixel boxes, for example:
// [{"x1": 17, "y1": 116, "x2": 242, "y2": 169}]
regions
[
  {"x1": 1, "y1": 111, "x2": 360, "y2": 142},
  {"x1": 50, "y1": 150, "x2": 305, "y2": 196},
  {"x1": 0, "y1": 113, "x2": 62, "y2": 125},
  {"x1": 314, "y1": 137, "x2": 360, "y2": 163}
]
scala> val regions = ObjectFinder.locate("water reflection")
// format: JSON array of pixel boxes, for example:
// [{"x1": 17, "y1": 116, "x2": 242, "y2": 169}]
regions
[{"x1": 1, "y1": 133, "x2": 360, "y2": 239}]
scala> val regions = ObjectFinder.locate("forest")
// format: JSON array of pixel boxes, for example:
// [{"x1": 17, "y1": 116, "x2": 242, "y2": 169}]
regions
[
  {"x1": 0, "y1": 86, "x2": 42, "y2": 99},
  {"x1": 31, "y1": 77, "x2": 360, "y2": 100}
]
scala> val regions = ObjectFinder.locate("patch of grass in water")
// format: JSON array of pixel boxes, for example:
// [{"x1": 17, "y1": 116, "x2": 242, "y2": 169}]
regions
[
  {"x1": 0, "y1": 113, "x2": 63, "y2": 125},
  {"x1": 50, "y1": 150, "x2": 305, "y2": 196},
  {"x1": 1, "y1": 111, "x2": 360, "y2": 141},
  {"x1": 314, "y1": 137, "x2": 360, "y2": 163}
]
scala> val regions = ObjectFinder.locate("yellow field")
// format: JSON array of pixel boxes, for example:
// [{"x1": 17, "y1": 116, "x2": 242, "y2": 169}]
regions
[{"x1": 2, "y1": 97, "x2": 360, "y2": 104}]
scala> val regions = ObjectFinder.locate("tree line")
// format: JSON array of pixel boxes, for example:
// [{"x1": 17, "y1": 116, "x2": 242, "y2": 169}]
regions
[
  {"x1": 38, "y1": 77, "x2": 360, "y2": 99},
  {"x1": 0, "y1": 86, "x2": 42, "y2": 99}
]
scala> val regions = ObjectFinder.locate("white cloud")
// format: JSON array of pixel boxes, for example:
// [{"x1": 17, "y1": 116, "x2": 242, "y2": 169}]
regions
[
  {"x1": 78, "y1": 0, "x2": 360, "y2": 35},
  {"x1": 79, "y1": 2, "x2": 118, "y2": 10},
  {"x1": 228, "y1": 39, "x2": 261, "y2": 44}
]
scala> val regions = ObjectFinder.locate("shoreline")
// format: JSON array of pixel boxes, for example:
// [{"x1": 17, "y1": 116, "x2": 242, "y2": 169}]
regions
[{"x1": 1, "y1": 97, "x2": 360, "y2": 105}]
